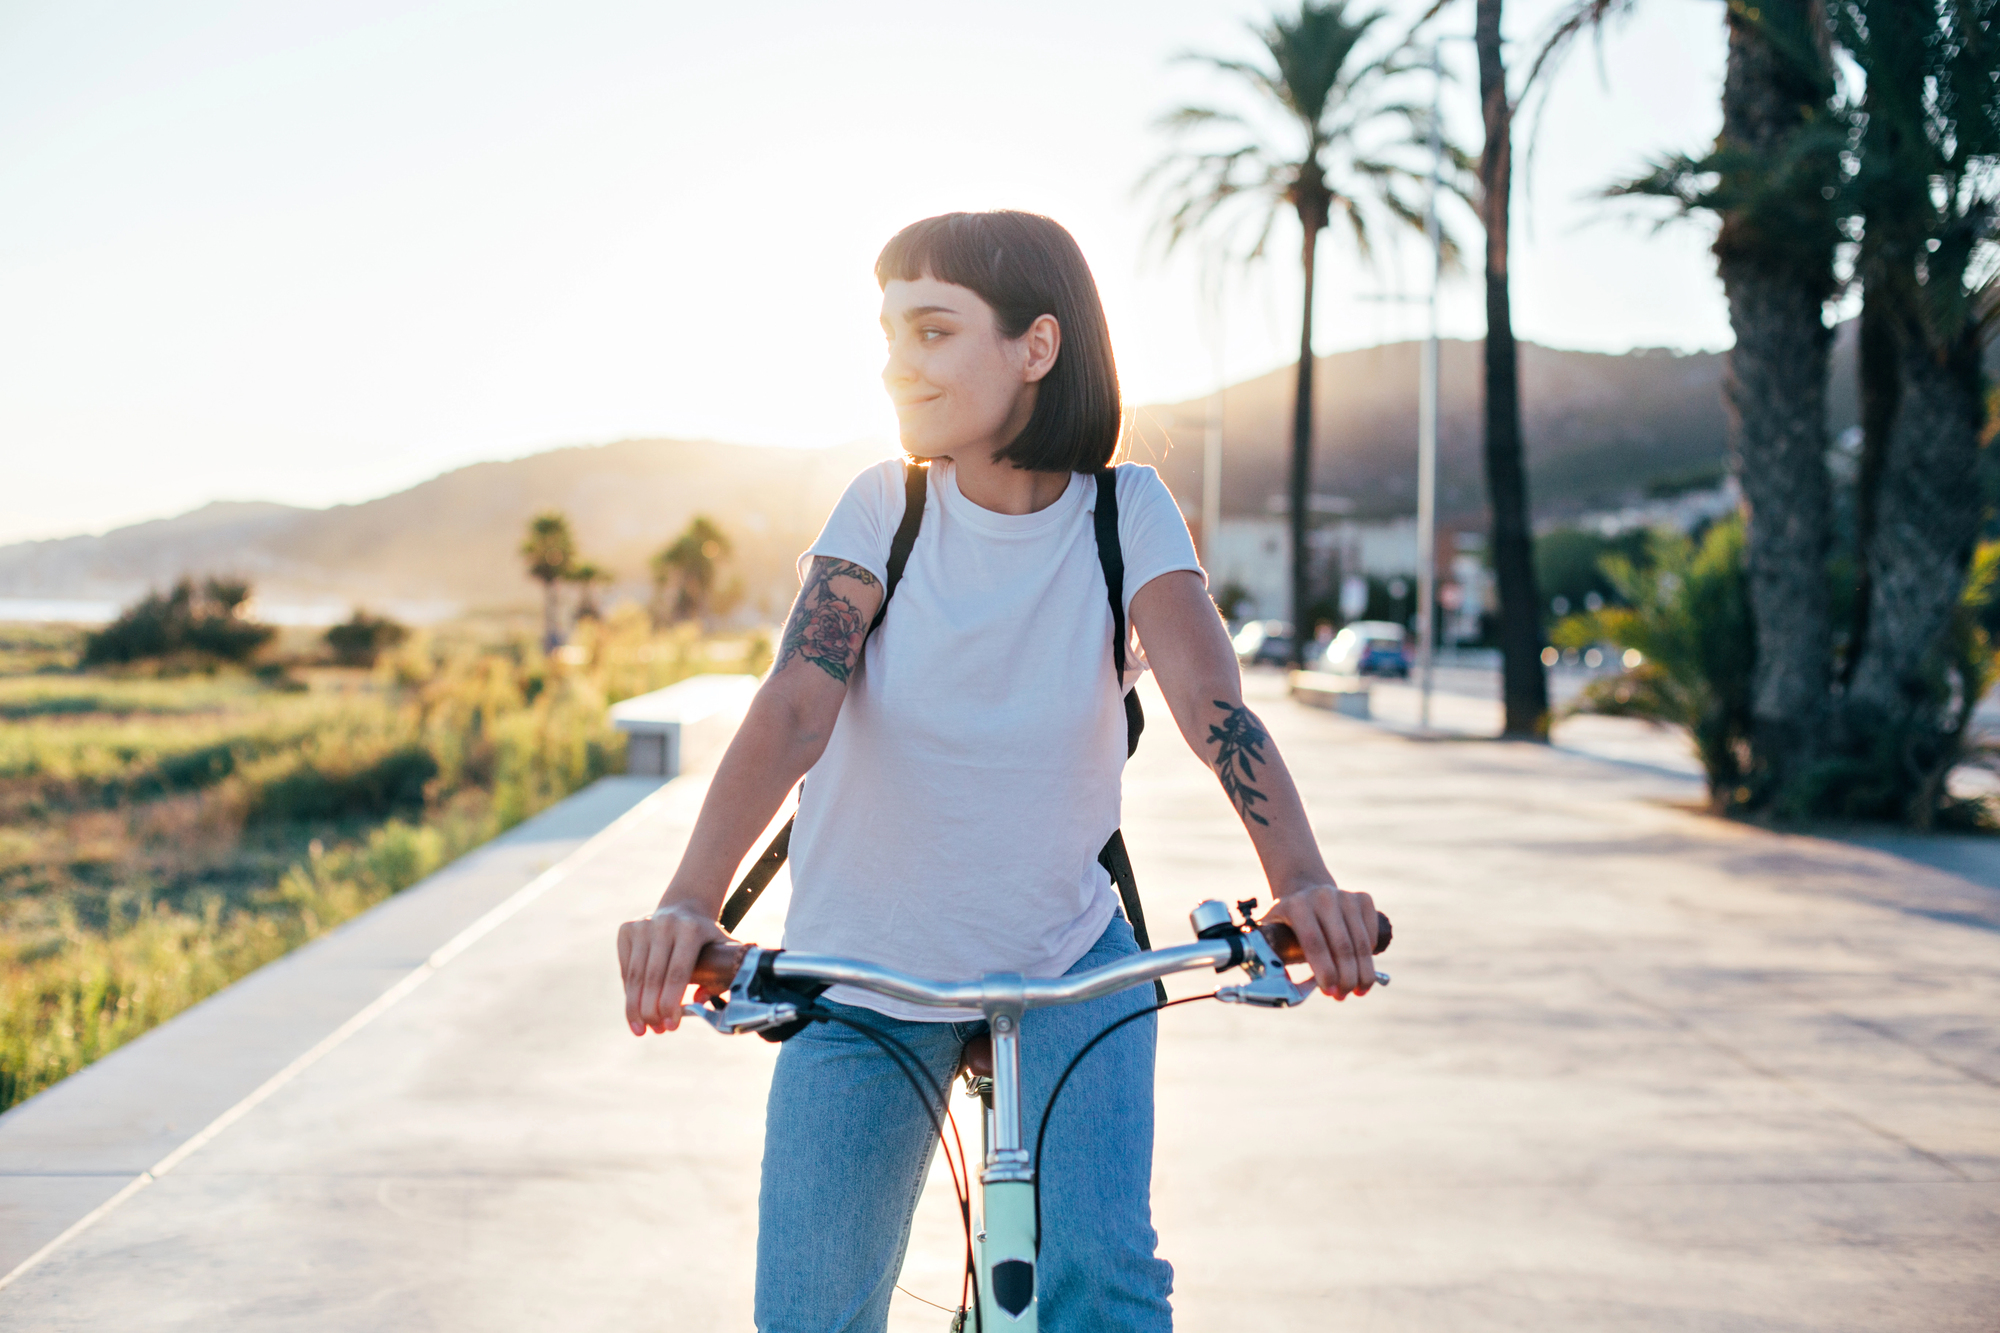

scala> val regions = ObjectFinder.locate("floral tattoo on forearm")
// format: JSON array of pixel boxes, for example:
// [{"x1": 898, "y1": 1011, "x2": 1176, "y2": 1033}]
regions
[
  {"x1": 777, "y1": 558, "x2": 878, "y2": 683},
  {"x1": 1207, "y1": 700, "x2": 1271, "y2": 826}
]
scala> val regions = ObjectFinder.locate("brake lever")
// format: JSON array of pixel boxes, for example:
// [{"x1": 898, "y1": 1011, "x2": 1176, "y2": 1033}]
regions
[
  {"x1": 1206, "y1": 900, "x2": 1390, "y2": 1007},
  {"x1": 1216, "y1": 924, "x2": 1315, "y2": 1008},
  {"x1": 685, "y1": 944, "x2": 802, "y2": 1036}
]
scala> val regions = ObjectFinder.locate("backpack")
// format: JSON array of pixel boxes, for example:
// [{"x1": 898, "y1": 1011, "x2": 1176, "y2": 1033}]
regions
[{"x1": 718, "y1": 461, "x2": 1164, "y2": 997}]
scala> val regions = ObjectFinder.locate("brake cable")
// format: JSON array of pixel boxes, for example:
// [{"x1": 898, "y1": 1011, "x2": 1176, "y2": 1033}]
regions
[
  {"x1": 798, "y1": 1007, "x2": 980, "y2": 1329},
  {"x1": 1029, "y1": 991, "x2": 1219, "y2": 1248}
]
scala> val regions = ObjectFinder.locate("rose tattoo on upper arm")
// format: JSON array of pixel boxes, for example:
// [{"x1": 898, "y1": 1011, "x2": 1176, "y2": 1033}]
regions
[{"x1": 777, "y1": 558, "x2": 880, "y2": 683}]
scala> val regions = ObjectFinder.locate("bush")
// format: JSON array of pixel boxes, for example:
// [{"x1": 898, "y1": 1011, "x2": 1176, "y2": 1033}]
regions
[
  {"x1": 1535, "y1": 527, "x2": 1651, "y2": 616},
  {"x1": 249, "y1": 743, "x2": 439, "y2": 824},
  {"x1": 82, "y1": 578, "x2": 275, "y2": 668},
  {"x1": 324, "y1": 610, "x2": 409, "y2": 667},
  {"x1": 1553, "y1": 517, "x2": 1756, "y2": 806}
]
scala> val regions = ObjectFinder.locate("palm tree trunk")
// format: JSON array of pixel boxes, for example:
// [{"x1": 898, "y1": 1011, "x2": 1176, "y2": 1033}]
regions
[
  {"x1": 542, "y1": 579, "x2": 561, "y2": 652},
  {"x1": 1713, "y1": 0, "x2": 1835, "y2": 798},
  {"x1": 1841, "y1": 287, "x2": 1899, "y2": 682},
  {"x1": 1290, "y1": 217, "x2": 1321, "y2": 664},
  {"x1": 1476, "y1": 0, "x2": 1549, "y2": 737},
  {"x1": 1844, "y1": 322, "x2": 1984, "y2": 759}
]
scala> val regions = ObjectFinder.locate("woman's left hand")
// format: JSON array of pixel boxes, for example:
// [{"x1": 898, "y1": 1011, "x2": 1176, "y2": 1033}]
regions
[{"x1": 1262, "y1": 883, "x2": 1378, "y2": 998}]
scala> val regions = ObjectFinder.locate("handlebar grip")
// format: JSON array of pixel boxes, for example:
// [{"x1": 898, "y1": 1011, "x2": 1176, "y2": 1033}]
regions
[
  {"x1": 691, "y1": 941, "x2": 746, "y2": 993},
  {"x1": 1260, "y1": 911, "x2": 1392, "y2": 965}
]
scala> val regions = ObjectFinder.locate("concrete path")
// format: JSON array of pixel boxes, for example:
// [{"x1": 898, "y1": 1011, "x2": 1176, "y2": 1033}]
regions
[{"x1": 2, "y1": 676, "x2": 1996, "y2": 1330}]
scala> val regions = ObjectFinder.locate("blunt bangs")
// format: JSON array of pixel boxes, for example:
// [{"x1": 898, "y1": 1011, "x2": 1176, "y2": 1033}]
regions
[{"x1": 875, "y1": 211, "x2": 1122, "y2": 473}]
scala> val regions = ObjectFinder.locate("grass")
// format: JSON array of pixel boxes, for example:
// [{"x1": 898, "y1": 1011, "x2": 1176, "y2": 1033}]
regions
[{"x1": 0, "y1": 607, "x2": 769, "y2": 1111}]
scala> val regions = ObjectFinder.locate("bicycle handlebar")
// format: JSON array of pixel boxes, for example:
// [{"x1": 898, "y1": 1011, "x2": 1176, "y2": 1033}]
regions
[{"x1": 686, "y1": 911, "x2": 1392, "y2": 997}]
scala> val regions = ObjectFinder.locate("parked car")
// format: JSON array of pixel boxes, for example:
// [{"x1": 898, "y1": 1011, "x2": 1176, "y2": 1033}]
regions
[
  {"x1": 1231, "y1": 619, "x2": 1297, "y2": 667},
  {"x1": 1324, "y1": 621, "x2": 1410, "y2": 678}
]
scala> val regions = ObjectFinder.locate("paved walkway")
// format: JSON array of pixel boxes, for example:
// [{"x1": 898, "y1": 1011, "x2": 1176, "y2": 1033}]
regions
[{"x1": 2, "y1": 676, "x2": 1995, "y2": 1329}]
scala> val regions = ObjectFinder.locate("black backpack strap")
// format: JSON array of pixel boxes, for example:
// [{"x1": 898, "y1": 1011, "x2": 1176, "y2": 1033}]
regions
[
  {"x1": 1098, "y1": 830, "x2": 1166, "y2": 1004},
  {"x1": 1093, "y1": 468, "x2": 1161, "y2": 999},
  {"x1": 718, "y1": 815, "x2": 791, "y2": 933},
  {"x1": 870, "y1": 461, "x2": 929, "y2": 633},
  {"x1": 1093, "y1": 469, "x2": 1144, "y2": 758},
  {"x1": 720, "y1": 461, "x2": 926, "y2": 934}
]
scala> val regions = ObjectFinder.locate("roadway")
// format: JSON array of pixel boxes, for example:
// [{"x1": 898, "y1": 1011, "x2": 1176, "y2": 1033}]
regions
[{"x1": 1, "y1": 673, "x2": 1994, "y2": 1329}]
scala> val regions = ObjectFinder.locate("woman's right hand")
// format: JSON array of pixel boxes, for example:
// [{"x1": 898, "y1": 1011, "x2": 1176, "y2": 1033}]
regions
[{"x1": 618, "y1": 902, "x2": 731, "y2": 1034}]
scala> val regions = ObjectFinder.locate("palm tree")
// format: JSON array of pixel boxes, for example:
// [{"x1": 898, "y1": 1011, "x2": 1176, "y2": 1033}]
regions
[
  {"x1": 651, "y1": 515, "x2": 733, "y2": 627},
  {"x1": 1828, "y1": 0, "x2": 2000, "y2": 820},
  {"x1": 520, "y1": 511, "x2": 576, "y2": 652},
  {"x1": 564, "y1": 561, "x2": 609, "y2": 623},
  {"x1": 1534, "y1": 0, "x2": 1842, "y2": 798},
  {"x1": 1148, "y1": 1, "x2": 1442, "y2": 663}
]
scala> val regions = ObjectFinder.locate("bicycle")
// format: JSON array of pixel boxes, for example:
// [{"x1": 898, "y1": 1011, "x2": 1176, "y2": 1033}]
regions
[{"x1": 682, "y1": 897, "x2": 1393, "y2": 1330}]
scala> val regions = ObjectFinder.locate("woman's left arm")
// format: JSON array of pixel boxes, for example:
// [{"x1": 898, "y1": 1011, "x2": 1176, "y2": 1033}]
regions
[{"x1": 1130, "y1": 571, "x2": 1379, "y2": 998}]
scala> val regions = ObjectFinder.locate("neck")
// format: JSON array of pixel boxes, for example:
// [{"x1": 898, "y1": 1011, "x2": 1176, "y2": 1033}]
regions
[{"x1": 946, "y1": 448, "x2": 1071, "y2": 515}]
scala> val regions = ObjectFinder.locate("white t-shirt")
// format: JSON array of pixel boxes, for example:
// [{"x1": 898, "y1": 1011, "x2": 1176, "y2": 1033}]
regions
[{"x1": 783, "y1": 457, "x2": 1205, "y2": 1020}]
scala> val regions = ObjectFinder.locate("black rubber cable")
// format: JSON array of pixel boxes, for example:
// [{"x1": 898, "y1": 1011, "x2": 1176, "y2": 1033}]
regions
[
  {"x1": 799, "y1": 1007, "x2": 981, "y2": 1331},
  {"x1": 1028, "y1": 992, "x2": 1218, "y2": 1248}
]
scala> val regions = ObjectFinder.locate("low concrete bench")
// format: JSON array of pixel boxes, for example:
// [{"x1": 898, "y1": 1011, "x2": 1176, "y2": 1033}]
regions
[
  {"x1": 1287, "y1": 669, "x2": 1371, "y2": 719},
  {"x1": 609, "y1": 673, "x2": 761, "y2": 778}
]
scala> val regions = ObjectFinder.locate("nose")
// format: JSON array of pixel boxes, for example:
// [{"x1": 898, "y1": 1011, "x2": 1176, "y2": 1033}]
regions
[{"x1": 882, "y1": 333, "x2": 916, "y2": 391}]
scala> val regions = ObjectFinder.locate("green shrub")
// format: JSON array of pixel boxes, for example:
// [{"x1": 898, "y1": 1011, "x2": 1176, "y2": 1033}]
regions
[
  {"x1": 324, "y1": 611, "x2": 410, "y2": 668},
  {"x1": 1554, "y1": 517, "x2": 1756, "y2": 805},
  {"x1": 82, "y1": 578, "x2": 275, "y2": 667},
  {"x1": 253, "y1": 746, "x2": 436, "y2": 824}
]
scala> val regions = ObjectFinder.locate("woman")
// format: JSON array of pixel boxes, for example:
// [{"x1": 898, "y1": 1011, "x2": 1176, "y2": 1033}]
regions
[{"x1": 618, "y1": 210, "x2": 1378, "y2": 1332}]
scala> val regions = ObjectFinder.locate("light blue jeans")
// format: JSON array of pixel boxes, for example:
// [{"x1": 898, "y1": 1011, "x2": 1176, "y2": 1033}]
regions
[{"x1": 754, "y1": 916, "x2": 1174, "y2": 1332}]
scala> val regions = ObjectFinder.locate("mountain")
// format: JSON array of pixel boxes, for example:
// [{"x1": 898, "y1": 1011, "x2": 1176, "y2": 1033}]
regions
[
  {"x1": 1127, "y1": 321, "x2": 1881, "y2": 530},
  {"x1": 1, "y1": 327, "x2": 1889, "y2": 616},
  {"x1": 1129, "y1": 338, "x2": 1734, "y2": 527},
  {"x1": 0, "y1": 440, "x2": 897, "y2": 618}
]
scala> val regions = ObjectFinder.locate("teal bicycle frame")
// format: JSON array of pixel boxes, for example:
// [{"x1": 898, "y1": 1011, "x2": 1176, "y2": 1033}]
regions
[{"x1": 689, "y1": 899, "x2": 1389, "y2": 1329}]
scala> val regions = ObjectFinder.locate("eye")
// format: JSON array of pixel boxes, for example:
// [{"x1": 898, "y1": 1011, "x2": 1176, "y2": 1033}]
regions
[{"x1": 920, "y1": 327, "x2": 945, "y2": 342}]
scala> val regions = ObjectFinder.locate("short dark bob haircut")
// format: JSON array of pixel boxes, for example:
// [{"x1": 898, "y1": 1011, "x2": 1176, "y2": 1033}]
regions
[{"x1": 876, "y1": 210, "x2": 1122, "y2": 474}]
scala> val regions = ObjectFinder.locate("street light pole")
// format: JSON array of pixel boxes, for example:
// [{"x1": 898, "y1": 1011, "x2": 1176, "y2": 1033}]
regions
[
  {"x1": 1200, "y1": 261, "x2": 1224, "y2": 571},
  {"x1": 1417, "y1": 42, "x2": 1444, "y2": 732}
]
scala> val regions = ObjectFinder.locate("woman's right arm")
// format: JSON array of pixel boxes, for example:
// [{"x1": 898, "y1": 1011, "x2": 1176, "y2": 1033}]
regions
[{"x1": 618, "y1": 556, "x2": 885, "y2": 1034}]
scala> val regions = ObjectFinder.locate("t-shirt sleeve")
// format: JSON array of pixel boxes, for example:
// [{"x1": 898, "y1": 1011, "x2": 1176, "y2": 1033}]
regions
[
  {"x1": 801, "y1": 459, "x2": 908, "y2": 586},
  {"x1": 1114, "y1": 463, "x2": 1205, "y2": 615}
]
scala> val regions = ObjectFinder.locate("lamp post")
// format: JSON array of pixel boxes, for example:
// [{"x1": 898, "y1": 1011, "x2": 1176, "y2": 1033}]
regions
[
  {"x1": 1198, "y1": 256, "x2": 1226, "y2": 569},
  {"x1": 1417, "y1": 40, "x2": 1444, "y2": 732}
]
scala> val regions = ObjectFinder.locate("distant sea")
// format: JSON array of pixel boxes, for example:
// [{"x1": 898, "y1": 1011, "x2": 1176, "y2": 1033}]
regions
[{"x1": 0, "y1": 598, "x2": 460, "y2": 626}]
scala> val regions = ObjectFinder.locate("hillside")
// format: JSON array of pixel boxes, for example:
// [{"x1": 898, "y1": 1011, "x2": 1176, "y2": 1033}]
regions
[
  {"x1": 1128, "y1": 321, "x2": 1878, "y2": 528},
  {"x1": 1128, "y1": 338, "x2": 1735, "y2": 526},
  {"x1": 0, "y1": 440, "x2": 897, "y2": 618},
  {"x1": 1, "y1": 328, "x2": 1886, "y2": 616}
]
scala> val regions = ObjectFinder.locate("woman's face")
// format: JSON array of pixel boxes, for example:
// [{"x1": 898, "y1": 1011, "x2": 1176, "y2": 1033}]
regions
[{"x1": 879, "y1": 275, "x2": 1058, "y2": 460}]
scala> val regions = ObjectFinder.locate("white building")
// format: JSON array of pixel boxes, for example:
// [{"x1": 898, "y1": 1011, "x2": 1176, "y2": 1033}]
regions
[{"x1": 1205, "y1": 513, "x2": 1422, "y2": 621}]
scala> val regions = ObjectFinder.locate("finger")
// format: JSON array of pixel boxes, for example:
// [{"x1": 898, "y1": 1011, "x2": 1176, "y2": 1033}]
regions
[
  {"x1": 1324, "y1": 893, "x2": 1361, "y2": 998},
  {"x1": 660, "y1": 929, "x2": 703, "y2": 1032},
  {"x1": 1342, "y1": 892, "x2": 1378, "y2": 992},
  {"x1": 1282, "y1": 901, "x2": 1341, "y2": 997},
  {"x1": 622, "y1": 929, "x2": 650, "y2": 1035},
  {"x1": 639, "y1": 924, "x2": 674, "y2": 1032}
]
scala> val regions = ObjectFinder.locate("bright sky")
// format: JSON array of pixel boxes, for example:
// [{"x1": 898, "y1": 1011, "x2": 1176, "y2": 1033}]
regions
[{"x1": 0, "y1": 0, "x2": 1725, "y2": 544}]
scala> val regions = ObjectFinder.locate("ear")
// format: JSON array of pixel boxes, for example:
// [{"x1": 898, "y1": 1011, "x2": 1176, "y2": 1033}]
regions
[{"x1": 1019, "y1": 313, "x2": 1061, "y2": 384}]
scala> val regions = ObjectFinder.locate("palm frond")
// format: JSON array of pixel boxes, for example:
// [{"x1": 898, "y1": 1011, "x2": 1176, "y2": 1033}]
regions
[
  {"x1": 1144, "y1": 0, "x2": 1465, "y2": 273},
  {"x1": 1156, "y1": 104, "x2": 1250, "y2": 132}
]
